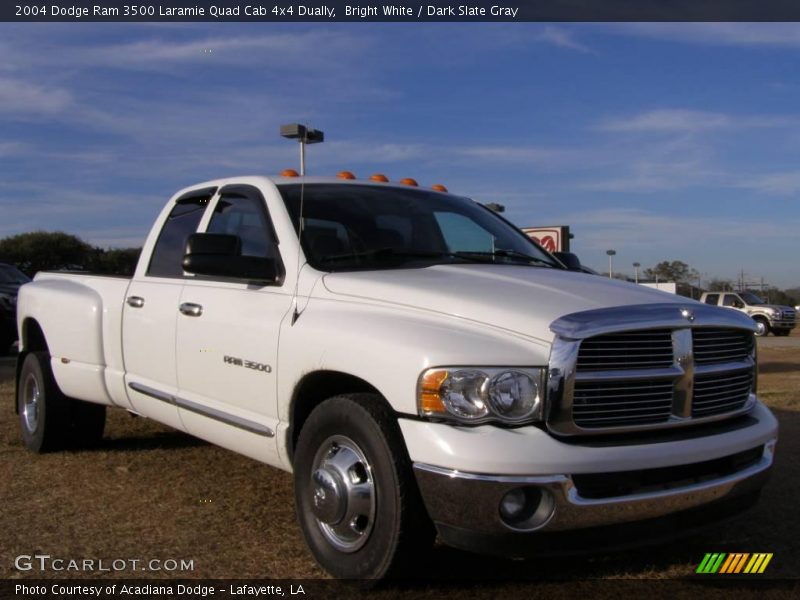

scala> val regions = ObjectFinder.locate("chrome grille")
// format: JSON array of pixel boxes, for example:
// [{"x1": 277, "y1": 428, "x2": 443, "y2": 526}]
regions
[
  {"x1": 573, "y1": 379, "x2": 673, "y2": 428},
  {"x1": 693, "y1": 328, "x2": 753, "y2": 365},
  {"x1": 693, "y1": 369, "x2": 753, "y2": 417},
  {"x1": 576, "y1": 329, "x2": 673, "y2": 371},
  {"x1": 547, "y1": 304, "x2": 758, "y2": 436}
]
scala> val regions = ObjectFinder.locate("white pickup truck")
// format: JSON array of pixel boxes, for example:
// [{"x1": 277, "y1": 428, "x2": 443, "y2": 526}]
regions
[
  {"x1": 15, "y1": 174, "x2": 777, "y2": 579},
  {"x1": 700, "y1": 291, "x2": 796, "y2": 337}
]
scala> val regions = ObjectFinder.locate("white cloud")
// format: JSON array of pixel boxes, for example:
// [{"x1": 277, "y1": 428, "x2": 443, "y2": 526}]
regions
[
  {"x1": 533, "y1": 26, "x2": 593, "y2": 53},
  {"x1": 597, "y1": 109, "x2": 795, "y2": 134},
  {"x1": 735, "y1": 170, "x2": 800, "y2": 195},
  {"x1": 598, "y1": 109, "x2": 732, "y2": 133},
  {"x1": 0, "y1": 77, "x2": 72, "y2": 115},
  {"x1": 0, "y1": 141, "x2": 29, "y2": 157},
  {"x1": 455, "y1": 144, "x2": 578, "y2": 166},
  {"x1": 615, "y1": 23, "x2": 800, "y2": 48}
]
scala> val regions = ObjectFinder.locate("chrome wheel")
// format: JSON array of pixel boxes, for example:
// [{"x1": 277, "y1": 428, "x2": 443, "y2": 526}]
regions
[
  {"x1": 754, "y1": 320, "x2": 768, "y2": 337},
  {"x1": 310, "y1": 434, "x2": 376, "y2": 552},
  {"x1": 22, "y1": 372, "x2": 40, "y2": 433}
]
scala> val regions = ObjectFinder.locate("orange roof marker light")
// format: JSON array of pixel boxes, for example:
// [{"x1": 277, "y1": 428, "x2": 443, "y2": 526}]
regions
[
  {"x1": 337, "y1": 171, "x2": 357, "y2": 180},
  {"x1": 370, "y1": 173, "x2": 390, "y2": 182},
  {"x1": 399, "y1": 177, "x2": 419, "y2": 187},
  {"x1": 280, "y1": 168, "x2": 300, "y2": 177},
  {"x1": 431, "y1": 184, "x2": 448, "y2": 192}
]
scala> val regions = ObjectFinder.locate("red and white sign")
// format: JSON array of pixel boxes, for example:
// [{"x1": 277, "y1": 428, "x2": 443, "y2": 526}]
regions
[{"x1": 522, "y1": 226, "x2": 570, "y2": 252}]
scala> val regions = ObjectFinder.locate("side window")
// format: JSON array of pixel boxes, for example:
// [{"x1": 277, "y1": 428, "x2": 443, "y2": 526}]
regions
[
  {"x1": 434, "y1": 212, "x2": 494, "y2": 252},
  {"x1": 206, "y1": 189, "x2": 279, "y2": 260},
  {"x1": 704, "y1": 294, "x2": 720, "y2": 305},
  {"x1": 147, "y1": 188, "x2": 215, "y2": 278},
  {"x1": 723, "y1": 294, "x2": 742, "y2": 308}
]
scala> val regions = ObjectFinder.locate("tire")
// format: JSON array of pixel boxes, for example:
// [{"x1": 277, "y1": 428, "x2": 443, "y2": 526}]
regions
[
  {"x1": 293, "y1": 394, "x2": 435, "y2": 580},
  {"x1": 753, "y1": 317, "x2": 769, "y2": 337},
  {"x1": 17, "y1": 351, "x2": 106, "y2": 453}
]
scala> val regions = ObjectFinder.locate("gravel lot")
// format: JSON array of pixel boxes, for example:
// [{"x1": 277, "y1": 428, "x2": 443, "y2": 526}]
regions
[{"x1": 1, "y1": 331, "x2": 798, "y2": 597}]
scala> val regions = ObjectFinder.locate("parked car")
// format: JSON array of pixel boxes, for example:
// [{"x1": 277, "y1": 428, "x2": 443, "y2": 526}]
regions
[
  {"x1": 16, "y1": 174, "x2": 776, "y2": 579},
  {"x1": 0, "y1": 263, "x2": 30, "y2": 354},
  {"x1": 700, "y1": 291, "x2": 796, "y2": 337}
]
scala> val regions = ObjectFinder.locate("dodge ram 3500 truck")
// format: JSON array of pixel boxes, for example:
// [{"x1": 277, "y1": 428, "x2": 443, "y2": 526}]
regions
[{"x1": 16, "y1": 175, "x2": 777, "y2": 579}]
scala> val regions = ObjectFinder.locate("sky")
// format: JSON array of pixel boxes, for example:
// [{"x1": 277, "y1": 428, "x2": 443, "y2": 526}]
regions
[{"x1": 1, "y1": 22, "x2": 799, "y2": 288}]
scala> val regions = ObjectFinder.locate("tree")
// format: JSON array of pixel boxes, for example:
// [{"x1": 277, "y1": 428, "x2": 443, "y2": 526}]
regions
[
  {"x1": 642, "y1": 260, "x2": 701, "y2": 298},
  {"x1": 642, "y1": 260, "x2": 700, "y2": 284},
  {"x1": 707, "y1": 278, "x2": 734, "y2": 292},
  {"x1": 758, "y1": 287, "x2": 797, "y2": 307},
  {"x1": 87, "y1": 247, "x2": 141, "y2": 276},
  {"x1": 0, "y1": 231, "x2": 93, "y2": 276},
  {"x1": 0, "y1": 231, "x2": 142, "y2": 277}
]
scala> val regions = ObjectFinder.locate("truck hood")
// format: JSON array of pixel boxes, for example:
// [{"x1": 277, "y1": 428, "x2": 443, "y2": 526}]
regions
[
  {"x1": 749, "y1": 304, "x2": 793, "y2": 312},
  {"x1": 321, "y1": 265, "x2": 687, "y2": 342}
]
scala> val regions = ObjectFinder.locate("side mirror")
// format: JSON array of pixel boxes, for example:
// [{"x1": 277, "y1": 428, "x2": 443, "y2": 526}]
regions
[
  {"x1": 182, "y1": 233, "x2": 280, "y2": 282},
  {"x1": 553, "y1": 251, "x2": 582, "y2": 271}
]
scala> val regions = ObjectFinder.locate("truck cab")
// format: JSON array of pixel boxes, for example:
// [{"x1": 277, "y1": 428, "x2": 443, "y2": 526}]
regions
[{"x1": 701, "y1": 291, "x2": 796, "y2": 336}]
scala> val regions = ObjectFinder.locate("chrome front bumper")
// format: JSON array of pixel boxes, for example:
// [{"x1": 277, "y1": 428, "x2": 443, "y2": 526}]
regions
[
  {"x1": 413, "y1": 439, "x2": 775, "y2": 538},
  {"x1": 770, "y1": 318, "x2": 796, "y2": 329}
]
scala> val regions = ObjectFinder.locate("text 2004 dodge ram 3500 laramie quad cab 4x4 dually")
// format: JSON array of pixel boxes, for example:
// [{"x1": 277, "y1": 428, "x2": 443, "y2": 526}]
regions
[{"x1": 16, "y1": 174, "x2": 777, "y2": 579}]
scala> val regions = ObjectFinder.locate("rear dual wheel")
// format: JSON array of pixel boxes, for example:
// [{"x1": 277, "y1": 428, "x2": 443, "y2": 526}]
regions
[
  {"x1": 18, "y1": 351, "x2": 106, "y2": 453},
  {"x1": 293, "y1": 394, "x2": 434, "y2": 580}
]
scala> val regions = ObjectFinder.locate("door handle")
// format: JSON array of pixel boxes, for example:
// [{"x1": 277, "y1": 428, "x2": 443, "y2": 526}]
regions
[
  {"x1": 127, "y1": 296, "x2": 145, "y2": 308},
  {"x1": 179, "y1": 302, "x2": 203, "y2": 317}
]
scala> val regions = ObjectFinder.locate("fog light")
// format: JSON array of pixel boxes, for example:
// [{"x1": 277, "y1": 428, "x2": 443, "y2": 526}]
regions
[{"x1": 498, "y1": 486, "x2": 555, "y2": 531}]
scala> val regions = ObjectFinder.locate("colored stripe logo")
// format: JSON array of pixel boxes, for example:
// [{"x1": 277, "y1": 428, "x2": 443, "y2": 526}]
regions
[{"x1": 696, "y1": 553, "x2": 773, "y2": 574}]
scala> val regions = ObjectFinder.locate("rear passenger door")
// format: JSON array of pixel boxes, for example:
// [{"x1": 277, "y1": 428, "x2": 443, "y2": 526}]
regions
[
  {"x1": 175, "y1": 184, "x2": 292, "y2": 464},
  {"x1": 123, "y1": 187, "x2": 216, "y2": 430}
]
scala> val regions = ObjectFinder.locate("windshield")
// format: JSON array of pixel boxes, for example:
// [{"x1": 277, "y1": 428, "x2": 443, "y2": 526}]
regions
[
  {"x1": 0, "y1": 265, "x2": 30, "y2": 284},
  {"x1": 278, "y1": 184, "x2": 560, "y2": 272},
  {"x1": 740, "y1": 292, "x2": 765, "y2": 305}
]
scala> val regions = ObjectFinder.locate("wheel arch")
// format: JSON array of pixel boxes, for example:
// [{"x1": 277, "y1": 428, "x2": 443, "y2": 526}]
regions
[
  {"x1": 15, "y1": 318, "x2": 49, "y2": 414},
  {"x1": 287, "y1": 370, "x2": 386, "y2": 465}
]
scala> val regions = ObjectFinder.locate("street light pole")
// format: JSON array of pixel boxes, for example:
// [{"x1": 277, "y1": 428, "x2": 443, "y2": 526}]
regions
[
  {"x1": 606, "y1": 249, "x2": 616, "y2": 279},
  {"x1": 280, "y1": 123, "x2": 325, "y2": 176},
  {"x1": 633, "y1": 261, "x2": 640, "y2": 284}
]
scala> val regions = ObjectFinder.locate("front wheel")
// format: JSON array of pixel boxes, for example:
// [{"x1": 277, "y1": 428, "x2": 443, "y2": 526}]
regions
[
  {"x1": 753, "y1": 317, "x2": 769, "y2": 337},
  {"x1": 293, "y1": 394, "x2": 434, "y2": 580}
]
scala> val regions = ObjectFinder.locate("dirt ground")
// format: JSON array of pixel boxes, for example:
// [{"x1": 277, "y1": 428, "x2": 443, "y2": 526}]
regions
[{"x1": 1, "y1": 331, "x2": 798, "y2": 597}]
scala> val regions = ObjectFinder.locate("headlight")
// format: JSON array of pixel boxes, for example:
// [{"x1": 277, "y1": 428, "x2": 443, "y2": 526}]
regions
[{"x1": 418, "y1": 367, "x2": 545, "y2": 425}]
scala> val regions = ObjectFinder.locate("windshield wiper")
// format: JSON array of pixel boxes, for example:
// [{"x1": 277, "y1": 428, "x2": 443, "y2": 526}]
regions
[
  {"x1": 319, "y1": 248, "x2": 456, "y2": 264},
  {"x1": 319, "y1": 247, "x2": 555, "y2": 267},
  {"x1": 454, "y1": 249, "x2": 555, "y2": 267}
]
